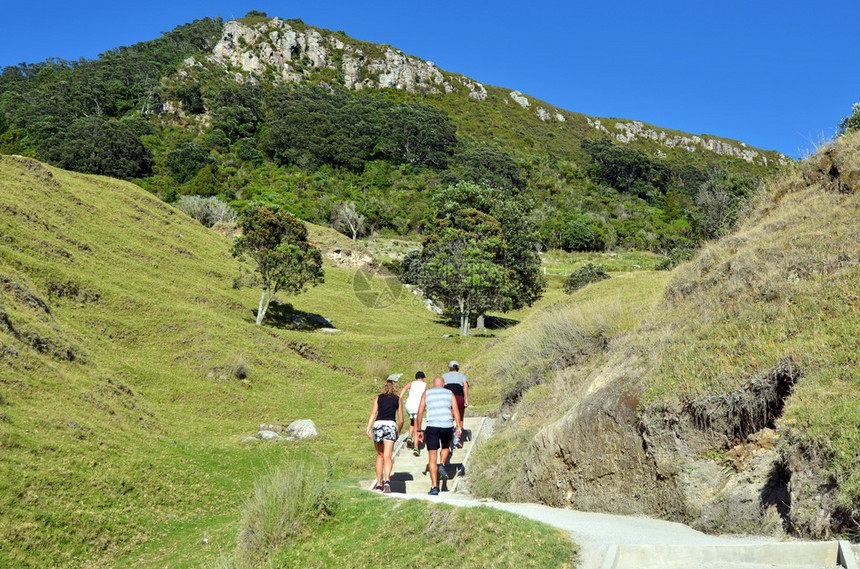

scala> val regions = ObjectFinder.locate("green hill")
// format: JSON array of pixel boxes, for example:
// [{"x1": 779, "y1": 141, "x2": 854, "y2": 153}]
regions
[
  {"x1": 0, "y1": 14, "x2": 788, "y2": 253},
  {"x1": 0, "y1": 155, "x2": 577, "y2": 567},
  {"x1": 470, "y1": 130, "x2": 860, "y2": 539}
]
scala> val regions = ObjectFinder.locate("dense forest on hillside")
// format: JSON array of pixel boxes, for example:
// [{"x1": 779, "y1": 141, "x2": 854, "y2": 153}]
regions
[{"x1": 0, "y1": 15, "x2": 783, "y2": 253}]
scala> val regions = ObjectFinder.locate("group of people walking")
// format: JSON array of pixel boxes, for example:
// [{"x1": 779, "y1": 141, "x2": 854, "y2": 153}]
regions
[{"x1": 365, "y1": 360, "x2": 470, "y2": 495}]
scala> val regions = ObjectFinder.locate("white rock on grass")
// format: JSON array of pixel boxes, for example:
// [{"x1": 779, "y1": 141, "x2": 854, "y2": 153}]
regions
[
  {"x1": 259, "y1": 430, "x2": 283, "y2": 440},
  {"x1": 286, "y1": 419, "x2": 318, "y2": 439}
]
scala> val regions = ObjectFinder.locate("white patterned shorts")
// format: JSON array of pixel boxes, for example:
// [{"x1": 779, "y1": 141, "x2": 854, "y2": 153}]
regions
[{"x1": 373, "y1": 420, "x2": 397, "y2": 443}]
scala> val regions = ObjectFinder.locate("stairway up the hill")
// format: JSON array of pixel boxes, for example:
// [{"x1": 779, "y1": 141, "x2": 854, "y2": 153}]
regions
[{"x1": 369, "y1": 417, "x2": 489, "y2": 495}]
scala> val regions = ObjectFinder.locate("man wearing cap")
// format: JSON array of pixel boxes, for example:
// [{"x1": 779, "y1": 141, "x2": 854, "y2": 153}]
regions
[
  {"x1": 415, "y1": 376, "x2": 462, "y2": 495},
  {"x1": 442, "y1": 360, "x2": 469, "y2": 446}
]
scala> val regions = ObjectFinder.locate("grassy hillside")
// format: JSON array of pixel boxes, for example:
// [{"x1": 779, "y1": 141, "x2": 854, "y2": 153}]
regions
[
  {"x1": 641, "y1": 131, "x2": 860, "y2": 517},
  {"x1": 0, "y1": 155, "x2": 576, "y2": 567},
  {"x1": 469, "y1": 131, "x2": 860, "y2": 537}
]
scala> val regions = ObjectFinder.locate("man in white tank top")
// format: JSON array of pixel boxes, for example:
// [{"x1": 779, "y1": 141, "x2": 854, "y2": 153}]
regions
[
  {"x1": 416, "y1": 376, "x2": 463, "y2": 495},
  {"x1": 398, "y1": 371, "x2": 427, "y2": 455}
]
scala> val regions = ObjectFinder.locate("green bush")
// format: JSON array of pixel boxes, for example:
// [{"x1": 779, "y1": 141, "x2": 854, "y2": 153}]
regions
[
  {"x1": 166, "y1": 142, "x2": 214, "y2": 183},
  {"x1": 235, "y1": 138, "x2": 264, "y2": 164},
  {"x1": 838, "y1": 102, "x2": 860, "y2": 136},
  {"x1": 656, "y1": 247, "x2": 696, "y2": 271},
  {"x1": 205, "y1": 128, "x2": 231, "y2": 149},
  {"x1": 237, "y1": 461, "x2": 331, "y2": 560},
  {"x1": 399, "y1": 249, "x2": 423, "y2": 284},
  {"x1": 187, "y1": 164, "x2": 219, "y2": 196},
  {"x1": 561, "y1": 216, "x2": 596, "y2": 251},
  {"x1": 563, "y1": 263, "x2": 610, "y2": 294}
]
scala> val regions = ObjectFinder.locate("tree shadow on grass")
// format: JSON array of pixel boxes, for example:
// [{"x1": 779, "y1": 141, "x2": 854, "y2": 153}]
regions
[
  {"x1": 434, "y1": 314, "x2": 521, "y2": 334},
  {"x1": 256, "y1": 301, "x2": 333, "y2": 331}
]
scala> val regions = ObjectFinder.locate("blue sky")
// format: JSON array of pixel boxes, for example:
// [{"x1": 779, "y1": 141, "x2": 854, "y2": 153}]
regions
[{"x1": 2, "y1": 1, "x2": 858, "y2": 158}]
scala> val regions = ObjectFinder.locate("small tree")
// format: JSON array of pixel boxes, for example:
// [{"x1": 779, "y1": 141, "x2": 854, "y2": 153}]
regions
[
  {"x1": 188, "y1": 164, "x2": 218, "y2": 197},
  {"x1": 430, "y1": 182, "x2": 545, "y2": 329},
  {"x1": 421, "y1": 209, "x2": 506, "y2": 336},
  {"x1": 693, "y1": 170, "x2": 757, "y2": 240},
  {"x1": 399, "y1": 249, "x2": 423, "y2": 285},
  {"x1": 331, "y1": 201, "x2": 365, "y2": 240},
  {"x1": 561, "y1": 216, "x2": 597, "y2": 251},
  {"x1": 232, "y1": 203, "x2": 324, "y2": 325}
]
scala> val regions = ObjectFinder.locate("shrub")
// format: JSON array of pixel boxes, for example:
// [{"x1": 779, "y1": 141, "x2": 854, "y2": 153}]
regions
[
  {"x1": 235, "y1": 138, "x2": 264, "y2": 164},
  {"x1": 205, "y1": 128, "x2": 231, "y2": 149},
  {"x1": 399, "y1": 249, "x2": 423, "y2": 284},
  {"x1": 563, "y1": 263, "x2": 610, "y2": 294},
  {"x1": 656, "y1": 247, "x2": 696, "y2": 271},
  {"x1": 561, "y1": 216, "x2": 596, "y2": 251},
  {"x1": 187, "y1": 164, "x2": 219, "y2": 196},
  {"x1": 838, "y1": 102, "x2": 860, "y2": 136},
  {"x1": 166, "y1": 141, "x2": 214, "y2": 183},
  {"x1": 237, "y1": 461, "x2": 331, "y2": 559},
  {"x1": 175, "y1": 195, "x2": 237, "y2": 226}
]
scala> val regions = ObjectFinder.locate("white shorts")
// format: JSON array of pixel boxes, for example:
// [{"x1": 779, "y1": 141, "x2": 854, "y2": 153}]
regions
[{"x1": 372, "y1": 420, "x2": 397, "y2": 443}]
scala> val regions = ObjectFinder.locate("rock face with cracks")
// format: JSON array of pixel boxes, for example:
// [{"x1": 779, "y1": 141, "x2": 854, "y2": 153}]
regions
[
  {"x1": 208, "y1": 18, "x2": 487, "y2": 99},
  {"x1": 517, "y1": 355, "x2": 847, "y2": 538}
]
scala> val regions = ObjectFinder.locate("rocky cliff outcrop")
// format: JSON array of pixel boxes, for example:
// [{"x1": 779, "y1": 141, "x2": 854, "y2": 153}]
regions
[
  {"x1": 206, "y1": 18, "x2": 488, "y2": 99},
  {"x1": 515, "y1": 357, "x2": 687, "y2": 518},
  {"x1": 586, "y1": 118, "x2": 790, "y2": 167}
]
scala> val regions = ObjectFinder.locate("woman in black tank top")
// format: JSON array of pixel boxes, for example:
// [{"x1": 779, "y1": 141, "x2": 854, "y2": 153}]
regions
[{"x1": 365, "y1": 379, "x2": 403, "y2": 492}]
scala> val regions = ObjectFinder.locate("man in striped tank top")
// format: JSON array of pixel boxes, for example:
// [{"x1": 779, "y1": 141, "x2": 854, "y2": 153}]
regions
[{"x1": 415, "y1": 376, "x2": 463, "y2": 495}]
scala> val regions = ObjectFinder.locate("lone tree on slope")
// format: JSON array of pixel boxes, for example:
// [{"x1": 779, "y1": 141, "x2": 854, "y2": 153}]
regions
[
  {"x1": 420, "y1": 208, "x2": 507, "y2": 336},
  {"x1": 232, "y1": 202, "x2": 324, "y2": 325},
  {"x1": 430, "y1": 181, "x2": 545, "y2": 330},
  {"x1": 331, "y1": 200, "x2": 366, "y2": 240}
]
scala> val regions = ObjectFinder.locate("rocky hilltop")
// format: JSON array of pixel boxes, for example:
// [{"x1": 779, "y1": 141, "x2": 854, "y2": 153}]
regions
[
  {"x1": 204, "y1": 18, "x2": 488, "y2": 99},
  {"x1": 177, "y1": 17, "x2": 786, "y2": 167}
]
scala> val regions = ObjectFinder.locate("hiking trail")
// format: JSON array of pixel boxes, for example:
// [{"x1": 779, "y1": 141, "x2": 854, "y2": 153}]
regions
[{"x1": 370, "y1": 417, "x2": 859, "y2": 569}]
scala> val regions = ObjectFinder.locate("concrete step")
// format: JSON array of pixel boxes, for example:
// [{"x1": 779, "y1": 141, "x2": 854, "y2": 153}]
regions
[{"x1": 372, "y1": 416, "x2": 487, "y2": 496}]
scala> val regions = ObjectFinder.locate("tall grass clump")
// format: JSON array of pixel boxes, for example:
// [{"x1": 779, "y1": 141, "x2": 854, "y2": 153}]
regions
[
  {"x1": 176, "y1": 195, "x2": 238, "y2": 226},
  {"x1": 493, "y1": 293, "x2": 640, "y2": 408},
  {"x1": 235, "y1": 461, "x2": 332, "y2": 562}
]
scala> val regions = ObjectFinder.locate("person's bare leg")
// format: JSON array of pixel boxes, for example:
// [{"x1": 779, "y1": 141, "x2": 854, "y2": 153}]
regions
[
  {"x1": 383, "y1": 440, "x2": 395, "y2": 481},
  {"x1": 427, "y1": 449, "x2": 438, "y2": 487},
  {"x1": 440, "y1": 445, "x2": 451, "y2": 469},
  {"x1": 375, "y1": 442, "x2": 385, "y2": 485}
]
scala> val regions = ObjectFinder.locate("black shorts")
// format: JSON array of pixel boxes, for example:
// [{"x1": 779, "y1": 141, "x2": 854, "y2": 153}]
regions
[{"x1": 424, "y1": 426, "x2": 454, "y2": 451}]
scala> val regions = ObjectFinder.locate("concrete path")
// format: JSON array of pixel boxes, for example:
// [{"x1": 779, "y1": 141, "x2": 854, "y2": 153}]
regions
[{"x1": 371, "y1": 416, "x2": 858, "y2": 569}]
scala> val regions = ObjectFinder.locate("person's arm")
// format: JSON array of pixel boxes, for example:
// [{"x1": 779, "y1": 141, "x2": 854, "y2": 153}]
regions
[
  {"x1": 365, "y1": 395, "x2": 379, "y2": 440},
  {"x1": 415, "y1": 391, "x2": 427, "y2": 442},
  {"x1": 398, "y1": 382, "x2": 411, "y2": 417},
  {"x1": 451, "y1": 392, "x2": 463, "y2": 434},
  {"x1": 463, "y1": 378, "x2": 470, "y2": 408},
  {"x1": 396, "y1": 396, "x2": 404, "y2": 435}
]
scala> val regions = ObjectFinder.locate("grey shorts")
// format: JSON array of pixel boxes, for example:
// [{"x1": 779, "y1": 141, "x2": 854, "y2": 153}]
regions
[{"x1": 373, "y1": 420, "x2": 397, "y2": 443}]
